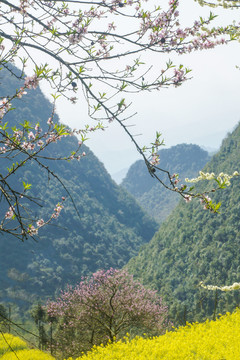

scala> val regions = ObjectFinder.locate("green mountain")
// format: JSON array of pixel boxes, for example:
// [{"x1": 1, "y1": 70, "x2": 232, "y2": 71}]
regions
[
  {"x1": 121, "y1": 144, "x2": 210, "y2": 223},
  {"x1": 127, "y1": 123, "x2": 240, "y2": 324},
  {"x1": 0, "y1": 67, "x2": 158, "y2": 309}
]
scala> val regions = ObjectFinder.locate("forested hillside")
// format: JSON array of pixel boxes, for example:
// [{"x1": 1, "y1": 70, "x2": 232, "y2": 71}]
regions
[
  {"x1": 0, "y1": 67, "x2": 158, "y2": 310},
  {"x1": 127, "y1": 123, "x2": 240, "y2": 324},
  {"x1": 121, "y1": 144, "x2": 210, "y2": 223}
]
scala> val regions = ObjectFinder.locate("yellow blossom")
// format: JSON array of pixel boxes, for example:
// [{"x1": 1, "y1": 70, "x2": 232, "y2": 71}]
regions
[
  {"x1": 73, "y1": 308, "x2": 240, "y2": 360},
  {"x1": 0, "y1": 333, "x2": 55, "y2": 360}
]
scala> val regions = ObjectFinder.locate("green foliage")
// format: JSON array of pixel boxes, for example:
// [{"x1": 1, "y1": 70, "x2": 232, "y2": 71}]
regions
[
  {"x1": 127, "y1": 123, "x2": 240, "y2": 325},
  {"x1": 0, "y1": 66, "x2": 158, "y2": 311}
]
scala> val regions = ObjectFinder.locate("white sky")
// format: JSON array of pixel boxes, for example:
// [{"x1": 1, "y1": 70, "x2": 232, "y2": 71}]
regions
[{"x1": 45, "y1": 1, "x2": 240, "y2": 175}]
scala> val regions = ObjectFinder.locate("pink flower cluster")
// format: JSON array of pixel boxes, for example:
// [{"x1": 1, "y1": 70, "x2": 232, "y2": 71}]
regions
[
  {"x1": 138, "y1": 0, "x2": 228, "y2": 57},
  {"x1": 43, "y1": 17, "x2": 57, "y2": 33},
  {"x1": 36, "y1": 218, "x2": 45, "y2": 227},
  {"x1": 150, "y1": 153, "x2": 160, "y2": 166},
  {"x1": 24, "y1": 74, "x2": 39, "y2": 89},
  {"x1": 28, "y1": 225, "x2": 38, "y2": 236},
  {"x1": 19, "y1": 0, "x2": 29, "y2": 14},
  {"x1": 200, "y1": 195, "x2": 212, "y2": 210},
  {"x1": 68, "y1": 20, "x2": 89, "y2": 45},
  {"x1": 184, "y1": 195, "x2": 192, "y2": 203},
  {"x1": 5, "y1": 206, "x2": 15, "y2": 219},
  {"x1": 51, "y1": 203, "x2": 63, "y2": 219},
  {"x1": 173, "y1": 68, "x2": 185, "y2": 85},
  {"x1": 171, "y1": 173, "x2": 180, "y2": 186},
  {"x1": 16, "y1": 87, "x2": 27, "y2": 99},
  {"x1": 0, "y1": 98, "x2": 11, "y2": 120}
]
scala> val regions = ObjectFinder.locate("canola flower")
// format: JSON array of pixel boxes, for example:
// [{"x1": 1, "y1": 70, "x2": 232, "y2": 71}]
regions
[
  {"x1": 0, "y1": 333, "x2": 55, "y2": 360},
  {"x1": 71, "y1": 309, "x2": 240, "y2": 360},
  {"x1": 2, "y1": 349, "x2": 55, "y2": 360},
  {"x1": 0, "y1": 333, "x2": 28, "y2": 356}
]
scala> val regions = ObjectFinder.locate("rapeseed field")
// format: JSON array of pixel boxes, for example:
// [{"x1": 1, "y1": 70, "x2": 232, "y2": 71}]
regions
[
  {"x1": 76, "y1": 308, "x2": 240, "y2": 360},
  {"x1": 1, "y1": 309, "x2": 240, "y2": 359},
  {"x1": 0, "y1": 333, "x2": 54, "y2": 359}
]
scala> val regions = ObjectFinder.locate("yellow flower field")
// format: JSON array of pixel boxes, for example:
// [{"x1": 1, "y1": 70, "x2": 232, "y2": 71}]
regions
[
  {"x1": 0, "y1": 333, "x2": 54, "y2": 360},
  {"x1": 2, "y1": 309, "x2": 240, "y2": 360},
  {"x1": 0, "y1": 333, "x2": 28, "y2": 356},
  {"x1": 2, "y1": 348, "x2": 55, "y2": 360},
  {"x1": 74, "y1": 309, "x2": 240, "y2": 360}
]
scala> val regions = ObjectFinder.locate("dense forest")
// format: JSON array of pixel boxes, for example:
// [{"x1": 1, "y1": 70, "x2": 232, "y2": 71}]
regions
[
  {"x1": 121, "y1": 144, "x2": 211, "y2": 223},
  {"x1": 0, "y1": 67, "x2": 158, "y2": 311},
  {"x1": 127, "y1": 122, "x2": 240, "y2": 324}
]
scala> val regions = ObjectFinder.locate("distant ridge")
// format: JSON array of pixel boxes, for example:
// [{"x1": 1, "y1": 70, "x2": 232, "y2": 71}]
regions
[
  {"x1": 200, "y1": 145, "x2": 219, "y2": 155},
  {"x1": 111, "y1": 167, "x2": 129, "y2": 184},
  {"x1": 121, "y1": 143, "x2": 210, "y2": 223}
]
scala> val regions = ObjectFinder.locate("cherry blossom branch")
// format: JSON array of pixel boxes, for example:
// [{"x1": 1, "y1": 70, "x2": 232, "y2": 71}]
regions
[{"x1": 0, "y1": 80, "x2": 102, "y2": 240}]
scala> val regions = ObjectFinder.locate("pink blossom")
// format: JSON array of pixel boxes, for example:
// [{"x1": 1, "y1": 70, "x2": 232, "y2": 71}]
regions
[
  {"x1": 150, "y1": 154, "x2": 160, "y2": 166},
  {"x1": 35, "y1": 124, "x2": 42, "y2": 133},
  {"x1": 184, "y1": 195, "x2": 192, "y2": 203},
  {"x1": 28, "y1": 131, "x2": 35, "y2": 140},
  {"x1": 200, "y1": 195, "x2": 211, "y2": 204},
  {"x1": 17, "y1": 87, "x2": 27, "y2": 98},
  {"x1": 22, "y1": 142, "x2": 29, "y2": 150},
  {"x1": 51, "y1": 203, "x2": 63, "y2": 218},
  {"x1": 0, "y1": 98, "x2": 11, "y2": 119},
  {"x1": 28, "y1": 225, "x2": 38, "y2": 235},
  {"x1": 36, "y1": 219, "x2": 45, "y2": 227},
  {"x1": 0, "y1": 147, "x2": 6, "y2": 153},
  {"x1": 5, "y1": 206, "x2": 15, "y2": 219},
  {"x1": 37, "y1": 140, "x2": 44, "y2": 147},
  {"x1": 24, "y1": 74, "x2": 39, "y2": 89},
  {"x1": 28, "y1": 143, "x2": 35, "y2": 150},
  {"x1": 108, "y1": 22, "x2": 116, "y2": 31},
  {"x1": 47, "y1": 117, "x2": 53, "y2": 125}
]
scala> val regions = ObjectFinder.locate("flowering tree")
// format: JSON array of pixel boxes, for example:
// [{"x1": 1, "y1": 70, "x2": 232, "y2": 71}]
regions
[
  {"x1": 46, "y1": 268, "x2": 169, "y2": 358},
  {"x1": 0, "y1": 0, "x2": 239, "y2": 240}
]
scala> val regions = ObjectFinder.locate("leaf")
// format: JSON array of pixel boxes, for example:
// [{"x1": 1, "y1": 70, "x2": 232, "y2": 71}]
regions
[{"x1": 23, "y1": 181, "x2": 32, "y2": 190}]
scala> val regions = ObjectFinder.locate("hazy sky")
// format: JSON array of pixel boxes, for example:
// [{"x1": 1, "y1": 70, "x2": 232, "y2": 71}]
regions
[{"x1": 48, "y1": 1, "x2": 240, "y2": 176}]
